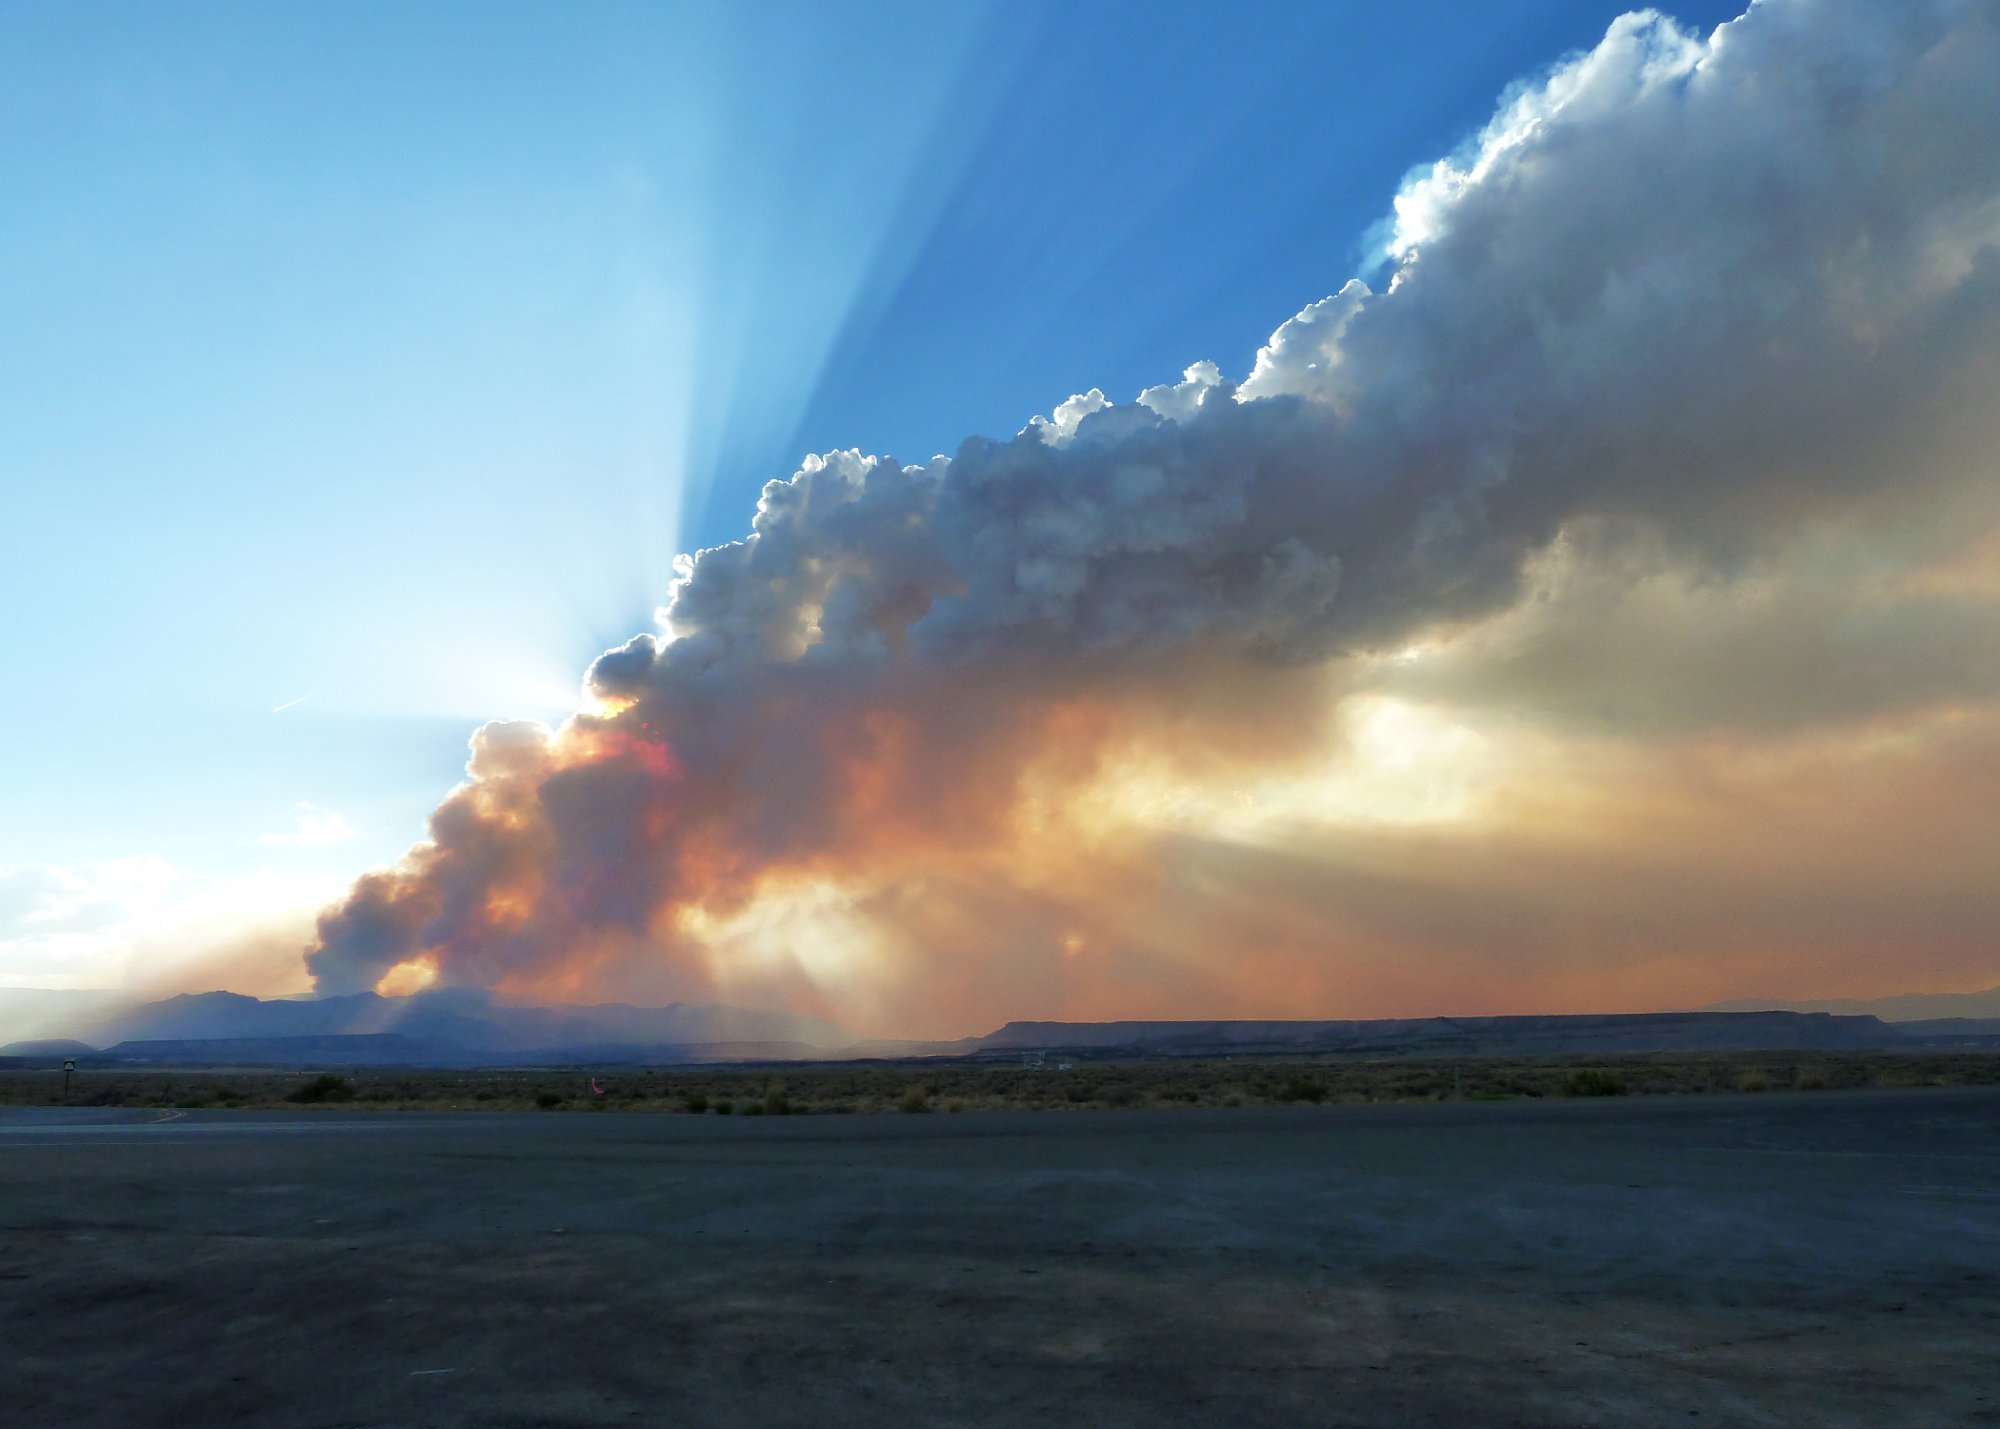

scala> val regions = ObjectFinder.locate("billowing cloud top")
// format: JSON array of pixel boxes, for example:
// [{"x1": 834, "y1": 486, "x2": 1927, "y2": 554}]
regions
[{"x1": 307, "y1": 1, "x2": 2000, "y2": 1032}]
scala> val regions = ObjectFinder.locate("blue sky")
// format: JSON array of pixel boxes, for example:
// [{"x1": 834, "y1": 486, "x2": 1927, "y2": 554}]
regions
[{"x1": 0, "y1": 0, "x2": 1745, "y2": 987}]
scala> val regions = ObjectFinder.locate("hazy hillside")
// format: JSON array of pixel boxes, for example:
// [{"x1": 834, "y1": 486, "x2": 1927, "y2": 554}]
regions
[
  {"x1": 25, "y1": 988, "x2": 852, "y2": 1063},
  {"x1": 0, "y1": 1037, "x2": 97, "y2": 1059},
  {"x1": 0, "y1": 988, "x2": 139, "y2": 1044}
]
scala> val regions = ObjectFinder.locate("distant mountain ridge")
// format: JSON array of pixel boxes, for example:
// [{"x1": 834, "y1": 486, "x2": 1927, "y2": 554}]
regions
[
  {"x1": 10, "y1": 990, "x2": 2000, "y2": 1070},
  {"x1": 34, "y1": 987, "x2": 852, "y2": 1064}
]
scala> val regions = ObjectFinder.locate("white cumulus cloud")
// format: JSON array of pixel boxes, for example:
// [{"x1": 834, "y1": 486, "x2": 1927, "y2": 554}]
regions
[{"x1": 260, "y1": 803, "x2": 360, "y2": 848}]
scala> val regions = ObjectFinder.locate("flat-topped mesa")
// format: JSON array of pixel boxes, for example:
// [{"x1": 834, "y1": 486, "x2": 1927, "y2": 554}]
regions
[{"x1": 978, "y1": 1012, "x2": 1903, "y2": 1057}]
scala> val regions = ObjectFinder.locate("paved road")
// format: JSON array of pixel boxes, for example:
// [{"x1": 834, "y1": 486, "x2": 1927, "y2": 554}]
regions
[{"x1": 4, "y1": 1090, "x2": 1998, "y2": 1427}]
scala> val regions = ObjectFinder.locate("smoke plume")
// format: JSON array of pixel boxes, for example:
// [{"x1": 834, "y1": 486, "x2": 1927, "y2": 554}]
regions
[{"x1": 308, "y1": 1, "x2": 2000, "y2": 1030}]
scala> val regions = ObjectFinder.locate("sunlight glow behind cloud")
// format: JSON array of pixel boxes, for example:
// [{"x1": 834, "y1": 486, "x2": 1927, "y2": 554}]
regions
[
  {"x1": 8, "y1": 0, "x2": 1996, "y2": 1033},
  {"x1": 286, "y1": 0, "x2": 2000, "y2": 1037}
]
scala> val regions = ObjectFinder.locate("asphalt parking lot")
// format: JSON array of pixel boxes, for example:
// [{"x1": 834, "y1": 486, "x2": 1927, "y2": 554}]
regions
[{"x1": 4, "y1": 1088, "x2": 1998, "y2": 1427}]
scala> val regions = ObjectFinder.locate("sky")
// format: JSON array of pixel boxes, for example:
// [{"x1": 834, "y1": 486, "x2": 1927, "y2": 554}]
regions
[{"x1": 6, "y1": 0, "x2": 1997, "y2": 1035}]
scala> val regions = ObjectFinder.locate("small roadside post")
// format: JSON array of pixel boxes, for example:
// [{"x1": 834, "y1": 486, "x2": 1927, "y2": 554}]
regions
[{"x1": 62, "y1": 1057, "x2": 76, "y2": 1102}]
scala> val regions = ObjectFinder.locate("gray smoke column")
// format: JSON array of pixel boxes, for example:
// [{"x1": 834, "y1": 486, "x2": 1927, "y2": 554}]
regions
[{"x1": 308, "y1": 0, "x2": 2000, "y2": 1009}]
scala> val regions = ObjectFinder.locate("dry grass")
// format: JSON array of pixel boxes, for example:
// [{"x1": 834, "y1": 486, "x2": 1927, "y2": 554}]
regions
[{"x1": 2, "y1": 1049, "x2": 1997, "y2": 1115}]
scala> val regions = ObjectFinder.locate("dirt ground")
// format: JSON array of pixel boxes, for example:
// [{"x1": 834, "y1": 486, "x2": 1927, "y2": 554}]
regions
[{"x1": 4, "y1": 1088, "x2": 1998, "y2": 1427}]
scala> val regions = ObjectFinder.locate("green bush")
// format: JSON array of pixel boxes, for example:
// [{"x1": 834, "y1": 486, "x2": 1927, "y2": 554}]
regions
[
  {"x1": 899, "y1": 1085, "x2": 931, "y2": 1114},
  {"x1": 535, "y1": 1091, "x2": 563, "y2": 1109},
  {"x1": 682, "y1": 1093, "x2": 709, "y2": 1114},
  {"x1": 1561, "y1": 1069, "x2": 1626, "y2": 1097},
  {"x1": 714, "y1": 1099, "x2": 734, "y2": 1115},
  {"x1": 1276, "y1": 1076, "x2": 1328, "y2": 1104},
  {"x1": 284, "y1": 1074, "x2": 354, "y2": 1104}
]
